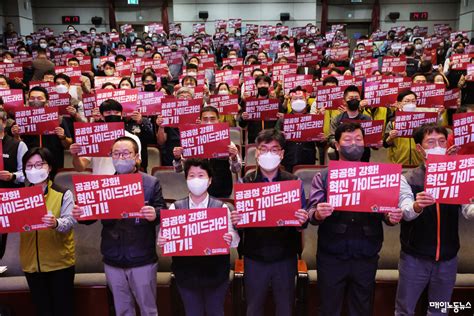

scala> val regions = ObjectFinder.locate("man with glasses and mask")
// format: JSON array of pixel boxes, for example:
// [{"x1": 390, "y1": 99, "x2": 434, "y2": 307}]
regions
[
  {"x1": 69, "y1": 99, "x2": 142, "y2": 174},
  {"x1": 308, "y1": 122, "x2": 403, "y2": 316},
  {"x1": 230, "y1": 129, "x2": 308, "y2": 316},
  {"x1": 72, "y1": 136, "x2": 166, "y2": 316},
  {"x1": 395, "y1": 123, "x2": 473, "y2": 315}
]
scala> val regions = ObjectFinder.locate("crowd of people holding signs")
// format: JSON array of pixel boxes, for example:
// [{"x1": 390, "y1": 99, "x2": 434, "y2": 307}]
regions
[{"x1": 0, "y1": 18, "x2": 473, "y2": 316}]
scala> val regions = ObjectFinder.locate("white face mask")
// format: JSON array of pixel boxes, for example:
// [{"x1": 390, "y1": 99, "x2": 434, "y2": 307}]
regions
[
  {"x1": 104, "y1": 69, "x2": 115, "y2": 76},
  {"x1": 402, "y1": 103, "x2": 417, "y2": 112},
  {"x1": 3, "y1": 59, "x2": 12, "y2": 63},
  {"x1": 258, "y1": 152, "x2": 281, "y2": 171},
  {"x1": 415, "y1": 44, "x2": 423, "y2": 50},
  {"x1": 187, "y1": 178, "x2": 209, "y2": 196},
  {"x1": 55, "y1": 84, "x2": 69, "y2": 94},
  {"x1": 291, "y1": 99, "x2": 306, "y2": 112},
  {"x1": 425, "y1": 146, "x2": 446, "y2": 157},
  {"x1": 136, "y1": 51, "x2": 145, "y2": 57},
  {"x1": 26, "y1": 168, "x2": 49, "y2": 184},
  {"x1": 39, "y1": 43, "x2": 48, "y2": 49},
  {"x1": 308, "y1": 44, "x2": 316, "y2": 49},
  {"x1": 218, "y1": 90, "x2": 229, "y2": 95}
]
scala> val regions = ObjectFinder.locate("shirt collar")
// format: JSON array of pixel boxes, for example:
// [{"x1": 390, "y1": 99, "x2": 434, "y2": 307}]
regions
[{"x1": 189, "y1": 193, "x2": 210, "y2": 209}]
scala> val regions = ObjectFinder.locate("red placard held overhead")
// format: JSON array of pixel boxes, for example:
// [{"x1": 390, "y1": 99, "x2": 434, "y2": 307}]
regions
[
  {"x1": 160, "y1": 98, "x2": 202, "y2": 127},
  {"x1": 137, "y1": 91, "x2": 164, "y2": 116},
  {"x1": 0, "y1": 186, "x2": 48, "y2": 233},
  {"x1": 179, "y1": 123, "x2": 230, "y2": 159},
  {"x1": 296, "y1": 51, "x2": 322, "y2": 67},
  {"x1": 73, "y1": 174, "x2": 145, "y2": 220},
  {"x1": 394, "y1": 112, "x2": 438, "y2": 137},
  {"x1": 0, "y1": 62, "x2": 23, "y2": 80},
  {"x1": 444, "y1": 88, "x2": 461, "y2": 110},
  {"x1": 453, "y1": 113, "x2": 474, "y2": 154},
  {"x1": 74, "y1": 122, "x2": 125, "y2": 157},
  {"x1": 425, "y1": 155, "x2": 474, "y2": 204},
  {"x1": 283, "y1": 114, "x2": 324, "y2": 142},
  {"x1": 215, "y1": 70, "x2": 240, "y2": 87},
  {"x1": 0, "y1": 89, "x2": 24, "y2": 112},
  {"x1": 353, "y1": 58, "x2": 379, "y2": 77},
  {"x1": 450, "y1": 54, "x2": 474, "y2": 70},
  {"x1": 82, "y1": 93, "x2": 96, "y2": 119},
  {"x1": 326, "y1": 48, "x2": 349, "y2": 61},
  {"x1": 95, "y1": 89, "x2": 139, "y2": 115},
  {"x1": 15, "y1": 107, "x2": 60, "y2": 135},
  {"x1": 315, "y1": 85, "x2": 345, "y2": 110},
  {"x1": 160, "y1": 208, "x2": 230, "y2": 256},
  {"x1": 209, "y1": 95, "x2": 239, "y2": 115},
  {"x1": 54, "y1": 66, "x2": 82, "y2": 85},
  {"x1": 342, "y1": 120, "x2": 384, "y2": 147},
  {"x1": 381, "y1": 56, "x2": 407, "y2": 74},
  {"x1": 411, "y1": 84, "x2": 445, "y2": 108},
  {"x1": 283, "y1": 74, "x2": 313, "y2": 94},
  {"x1": 364, "y1": 82, "x2": 399, "y2": 107},
  {"x1": 244, "y1": 98, "x2": 279, "y2": 121},
  {"x1": 327, "y1": 161, "x2": 402, "y2": 212},
  {"x1": 271, "y1": 64, "x2": 298, "y2": 82},
  {"x1": 234, "y1": 180, "x2": 302, "y2": 228}
]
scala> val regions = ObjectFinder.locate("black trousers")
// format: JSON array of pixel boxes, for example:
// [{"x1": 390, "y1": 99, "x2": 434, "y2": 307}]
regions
[
  {"x1": 25, "y1": 266, "x2": 75, "y2": 316},
  {"x1": 317, "y1": 252, "x2": 378, "y2": 316}
]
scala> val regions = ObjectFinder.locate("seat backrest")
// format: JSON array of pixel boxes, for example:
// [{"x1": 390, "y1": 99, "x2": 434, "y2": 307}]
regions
[
  {"x1": 378, "y1": 224, "x2": 401, "y2": 270},
  {"x1": 54, "y1": 169, "x2": 92, "y2": 198},
  {"x1": 1, "y1": 233, "x2": 23, "y2": 276},
  {"x1": 457, "y1": 212, "x2": 474, "y2": 273},
  {"x1": 244, "y1": 145, "x2": 257, "y2": 167},
  {"x1": 230, "y1": 127, "x2": 243, "y2": 147},
  {"x1": 74, "y1": 221, "x2": 104, "y2": 273},
  {"x1": 152, "y1": 167, "x2": 188, "y2": 201},
  {"x1": 293, "y1": 165, "x2": 326, "y2": 200},
  {"x1": 63, "y1": 150, "x2": 73, "y2": 169},
  {"x1": 147, "y1": 146, "x2": 161, "y2": 170},
  {"x1": 301, "y1": 224, "x2": 318, "y2": 270}
]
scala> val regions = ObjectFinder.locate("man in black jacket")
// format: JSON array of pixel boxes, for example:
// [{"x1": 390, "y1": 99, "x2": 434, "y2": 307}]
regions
[
  {"x1": 73, "y1": 136, "x2": 166, "y2": 316},
  {"x1": 307, "y1": 122, "x2": 402, "y2": 316},
  {"x1": 395, "y1": 123, "x2": 474, "y2": 315}
]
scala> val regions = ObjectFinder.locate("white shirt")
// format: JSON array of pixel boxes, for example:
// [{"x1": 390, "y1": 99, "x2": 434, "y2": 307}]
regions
[{"x1": 168, "y1": 193, "x2": 240, "y2": 248}]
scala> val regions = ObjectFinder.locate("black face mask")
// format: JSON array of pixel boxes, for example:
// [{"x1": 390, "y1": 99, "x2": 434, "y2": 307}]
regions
[
  {"x1": 144, "y1": 84, "x2": 156, "y2": 92},
  {"x1": 346, "y1": 99, "x2": 360, "y2": 111},
  {"x1": 257, "y1": 87, "x2": 269, "y2": 97},
  {"x1": 104, "y1": 115, "x2": 122, "y2": 123}
]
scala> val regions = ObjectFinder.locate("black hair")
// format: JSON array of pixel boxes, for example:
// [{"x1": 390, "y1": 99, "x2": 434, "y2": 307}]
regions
[
  {"x1": 413, "y1": 123, "x2": 447, "y2": 145},
  {"x1": 200, "y1": 106, "x2": 219, "y2": 118},
  {"x1": 67, "y1": 57, "x2": 80, "y2": 64},
  {"x1": 255, "y1": 74, "x2": 271, "y2": 86},
  {"x1": 323, "y1": 76, "x2": 339, "y2": 86},
  {"x1": 397, "y1": 90, "x2": 417, "y2": 102},
  {"x1": 54, "y1": 73, "x2": 71, "y2": 85},
  {"x1": 119, "y1": 77, "x2": 135, "y2": 88},
  {"x1": 250, "y1": 68, "x2": 264, "y2": 77},
  {"x1": 181, "y1": 76, "x2": 197, "y2": 86},
  {"x1": 22, "y1": 147, "x2": 57, "y2": 179},
  {"x1": 99, "y1": 99, "x2": 123, "y2": 114},
  {"x1": 113, "y1": 136, "x2": 139, "y2": 154},
  {"x1": 453, "y1": 41, "x2": 465, "y2": 49},
  {"x1": 29, "y1": 86, "x2": 49, "y2": 101},
  {"x1": 115, "y1": 54, "x2": 126, "y2": 62},
  {"x1": 101, "y1": 82, "x2": 117, "y2": 89},
  {"x1": 335, "y1": 122, "x2": 365, "y2": 142},
  {"x1": 184, "y1": 158, "x2": 213, "y2": 179},
  {"x1": 73, "y1": 48, "x2": 85, "y2": 55},
  {"x1": 343, "y1": 85, "x2": 360, "y2": 98},
  {"x1": 186, "y1": 63, "x2": 199, "y2": 70},
  {"x1": 412, "y1": 73, "x2": 427, "y2": 82},
  {"x1": 141, "y1": 72, "x2": 157, "y2": 82},
  {"x1": 103, "y1": 61, "x2": 116, "y2": 69},
  {"x1": 215, "y1": 82, "x2": 230, "y2": 93},
  {"x1": 255, "y1": 129, "x2": 285, "y2": 148}
]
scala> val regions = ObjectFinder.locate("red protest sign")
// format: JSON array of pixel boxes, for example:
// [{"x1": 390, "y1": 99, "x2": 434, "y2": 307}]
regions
[
  {"x1": 283, "y1": 74, "x2": 313, "y2": 94},
  {"x1": 326, "y1": 48, "x2": 349, "y2": 61},
  {"x1": 160, "y1": 98, "x2": 202, "y2": 127},
  {"x1": 244, "y1": 98, "x2": 279, "y2": 121},
  {"x1": 115, "y1": 61, "x2": 133, "y2": 77},
  {"x1": 425, "y1": 155, "x2": 474, "y2": 204},
  {"x1": 82, "y1": 93, "x2": 96, "y2": 119},
  {"x1": 215, "y1": 70, "x2": 240, "y2": 87},
  {"x1": 234, "y1": 180, "x2": 302, "y2": 227},
  {"x1": 209, "y1": 95, "x2": 239, "y2": 115},
  {"x1": 381, "y1": 56, "x2": 407, "y2": 74},
  {"x1": 0, "y1": 89, "x2": 24, "y2": 112},
  {"x1": 222, "y1": 58, "x2": 243, "y2": 71},
  {"x1": 315, "y1": 85, "x2": 345, "y2": 110},
  {"x1": 444, "y1": 88, "x2": 460, "y2": 110},
  {"x1": 283, "y1": 114, "x2": 324, "y2": 142},
  {"x1": 179, "y1": 123, "x2": 230, "y2": 159},
  {"x1": 73, "y1": 173, "x2": 145, "y2": 220},
  {"x1": 243, "y1": 64, "x2": 269, "y2": 78},
  {"x1": 352, "y1": 47, "x2": 373, "y2": 61},
  {"x1": 160, "y1": 208, "x2": 229, "y2": 256},
  {"x1": 76, "y1": 55, "x2": 92, "y2": 73},
  {"x1": 15, "y1": 107, "x2": 60, "y2": 135},
  {"x1": 467, "y1": 64, "x2": 474, "y2": 81},
  {"x1": 271, "y1": 64, "x2": 298, "y2": 82},
  {"x1": 0, "y1": 143, "x2": 3, "y2": 170},
  {"x1": 394, "y1": 112, "x2": 438, "y2": 137},
  {"x1": 74, "y1": 122, "x2": 125, "y2": 157},
  {"x1": 411, "y1": 84, "x2": 445, "y2": 108},
  {"x1": 453, "y1": 113, "x2": 474, "y2": 154},
  {"x1": 0, "y1": 186, "x2": 48, "y2": 233},
  {"x1": 353, "y1": 58, "x2": 379, "y2": 77},
  {"x1": 364, "y1": 82, "x2": 399, "y2": 107},
  {"x1": 343, "y1": 119, "x2": 384, "y2": 147},
  {"x1": 243, "y1": 77, "x2": 257, "y2": 98},
  {"x1": 95, "y1": 89, "x2": 139, "y2": 115},
  {"x1": 450, "y1": 54, "x2": 474, "y2": 70},
  {"x1": 94, "y1": 76, "x2": 122, "y2": 89},
  {"x1": 54, "y1": 66, "x2": 81, "y2": 85},
  {"x1": 48, "y1": 92, "x2": 71, "y2": 115},
  {"x1": 137, "y1": 91, "x2": 164, "y2": 116},
  {"x1": 0, "y1": 62, "x2": 23, "y2": 80},
  {"x1": 296, "y1": 51, "x2": 322, "y2": 67},
  {"x1": 327, "y1": 161, "x2": 401, "y2": 212}
]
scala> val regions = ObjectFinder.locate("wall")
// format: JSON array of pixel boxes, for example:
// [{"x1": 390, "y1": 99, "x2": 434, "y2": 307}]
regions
[
  {"x1": 0, "y1": 1, "x2": 5, "y2": 35},
  {"x1": 316, "y1": 0, "x2": 460, "y2": 35},
  {"x1": 172, "y1": 0, "x2": 317, "y2": 35},
  {"x1": 3, "y1": 0, "x2": 34, "y2": 36},
  {"x1": 458, "y1": 0, "x2": 474, "y2": 37}
]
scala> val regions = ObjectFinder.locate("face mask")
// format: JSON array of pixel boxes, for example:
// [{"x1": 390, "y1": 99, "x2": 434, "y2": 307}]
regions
[
  {"x1": 187, "y1": 72, "x2": 197, "y2": 77},
  {"x1": 28, "y1": 100, "x2": 46, "y2": 107},
  {"x1": 258, "y1": 152, "x2": 281, "y2": 171},
  {"x1": 91, "y1": 32, "x2": 96, "y2": 36},
  {"x1": 186, "y1": 178, "x2": 209, "y2": 196},
  {"x1": 456, "y1": 48, "x2": 465, "y2": 54},
  {"x1": 39, "y1": 43, "x2": 48, "y2": 49},
  {"x1": 152, "y1": 37, "x2": 158, "y2": 42},
  {"x1": 406, "y1": 32, "x2": 412, "y2": 37},
  {"x1": 104, "y1": 115, "x2": 122, "y2": 122},
  {"x1": 291, "y1": 99, "x2": 306, "y2": 112},
  {"x1": 135, "y1": 41, "x2": 142, "y2": 46},
  {"x1": 26, "y1": 168, "x2": 49, "y2": 184},
  {"x1": 310, "y1": 28, "x2": 316, "y2": 34},
  {"x1": 346, "y1": 99, "x2": 360, "y2": 111},
  {"x1": 144, "y1": 84, "x2": 156, "y2": 92},
  {"x1": 62, "y1": 46, "x2": 71, "y2": 52},
  {"x1": 104, "y1": 69, "x2": 115, "y2": 76},
  {"x1": 95, "y1": 47, "x2": 101, "y2": 53},
  {"x1": 339, "y1": 144, "x2": 365, "y2": 161},
  {"x1": 55, "y1": 84, "x2": 69, "y2": 94},
  {"x1": 136, "y1": 51, "x2": 145, "y2": 57},
  {"x1": 258, "y1": 87, "x2": 269, "y2": 97},
  {"x1": 425, "y1": 146, "x2": 446, "y2": 157},
  {"x1": 415, "y1": 44, "x2": 423, "y2": 50},
  {"x1": 26, "y1": 40, "x2": 33, "y2": 45},
  {"x1": 218, "y1": 90, "x2": 229, "y2": 95},
  {"x1": 113, "y1": 159, "x2": 136, "y2": 174},
  {"x1": 176, "y1": 40, "x2": 182, "y2": 45},
  {"x1": 3, "y1": 59, "x2": 12, "y2": 63},
  {"x1": 68, "y1": 28, "x2": 75, "y2": 32},
  {"x1": 235, "y1": 32, "x2": 241, "y2": 37},
  {"x1": 402, "y1": 103, "x2": 417, "y2": 112},
  {"x1": 19, "y1": 51, "x2": 27, "y2": 55},
  {"x1": 308, "y1": 44, "x2": 316, "y2": 49}
]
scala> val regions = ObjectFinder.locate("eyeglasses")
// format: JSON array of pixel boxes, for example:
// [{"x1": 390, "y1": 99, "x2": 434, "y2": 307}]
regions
[
  {"x1": 110, "y1": 151, "x2": 134, "y2": 159},
  {"x1": 425, "y1": 139, "x2": 447, "y2": 148},
  {"x1": 25, "y1": 162, "x2": 47, "y2": 170},
  {"x1": 258, "y1": 147, "x2": 282, "y2": 155}
]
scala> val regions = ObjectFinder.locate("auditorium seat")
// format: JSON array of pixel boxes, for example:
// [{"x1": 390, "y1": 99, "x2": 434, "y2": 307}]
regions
[
  {"x1": 53, "y1": 168, "x2": 93, "y2": 198},
  {"x1": 64, "y1": 149, "x2": 73, "y2": 168},
  {"x1": 244, "y1": 145, "x2": 257, "y2": 168},
  {"x1": 151, "y1": 166, "x2": 188, "y2": 201},
  {"x1": 147, "y1": 146, "x2": 162, "y2": 170},
  {"x1": 292, "y1": 165, "x2": 327, "y2": 200},
  {"x1": 230, "y1": 127, "x2": 243, "y2": 147}
]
